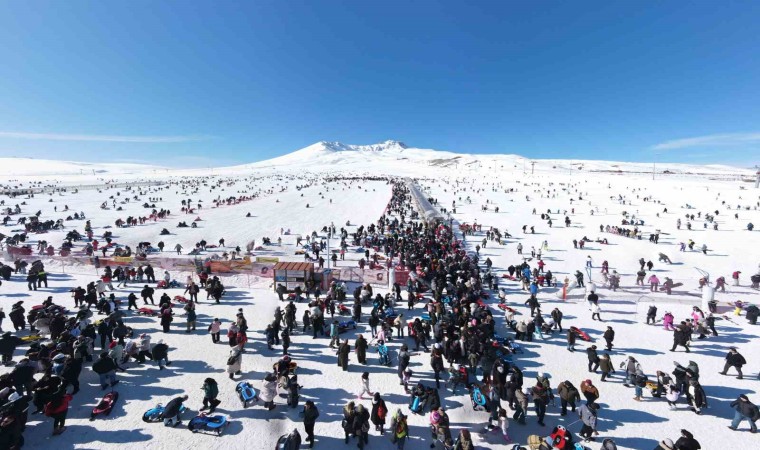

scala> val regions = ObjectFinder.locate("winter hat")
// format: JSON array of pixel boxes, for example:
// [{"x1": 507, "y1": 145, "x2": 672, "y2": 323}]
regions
[
  {"x1": 362, "y1": 372, "x2": 369, "y2": 379},
  {"x1": 538, "y1": 371, "x2": 544, "y2": 378},
  {"x1": 373, "y1": 392, "x2": 380, "y2": 401},
  {"x1": 680, "y1": 429, "x2": 693, "y2": 439},
  {"x1": 659, "y1": 438, "x2": 674, "y2": 450},
  {"x1": 585, "y1": 379, "x2": 592, "y2": 385}
]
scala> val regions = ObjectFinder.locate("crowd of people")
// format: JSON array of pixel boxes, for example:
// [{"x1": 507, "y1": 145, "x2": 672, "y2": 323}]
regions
[{"x1": 0, "y1": 174, "x2": 758, "y2": 450}]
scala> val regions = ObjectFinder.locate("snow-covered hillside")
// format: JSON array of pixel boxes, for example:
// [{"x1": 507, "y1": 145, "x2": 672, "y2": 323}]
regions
[
  {"x1": 3, "y1": 140, "x2": 754, "y2": 184},
  {"x1": 0, "y1": 146, "x2": 758, "y2": 450},
  {"x1": 0, "y1": 158, "x2": 167, "y2": 178}
]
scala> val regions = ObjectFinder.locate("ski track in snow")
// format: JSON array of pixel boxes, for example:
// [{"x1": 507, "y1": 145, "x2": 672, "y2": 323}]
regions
[{"x1": 1, "y1": 158, "x2": 759, "y2": 450}]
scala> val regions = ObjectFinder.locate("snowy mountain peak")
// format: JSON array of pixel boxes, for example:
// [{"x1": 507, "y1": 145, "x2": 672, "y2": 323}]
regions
[{"x1": 318, "y1": 140, "x2": 407, "y2": 153}]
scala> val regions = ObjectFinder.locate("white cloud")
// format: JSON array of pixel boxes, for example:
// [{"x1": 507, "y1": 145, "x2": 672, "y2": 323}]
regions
[
  {"x1": 0, "y1": 131, "x2": 209, "y2": 143},
  {"x1": 651, "y1": 132, "x2": 760, "y2": 150}
]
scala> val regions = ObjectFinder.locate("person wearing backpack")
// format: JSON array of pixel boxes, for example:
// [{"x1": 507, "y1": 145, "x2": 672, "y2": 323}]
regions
[
  {"x1": 201, "y1": 378, "x2": 221, "y2": 413},
  {"x1": 728, "y1": 394, "x2": 758, "y2": 433},
  {"x1": 391, "y1": 409, "x2": 408, "y2": 449},
  {"x1": 370, "y1": 392, "x2": 387, "y2": 433},
  {"x1": 557, "y1": 380, "x2": 580, "y2": 416},
  {"x1": 44, "y1": 388, "x2": 72, "y2": 435}
]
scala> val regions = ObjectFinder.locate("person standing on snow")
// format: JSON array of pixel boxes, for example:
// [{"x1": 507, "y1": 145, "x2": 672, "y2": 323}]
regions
[
  {"x1": 719, "y1": 347, "x2": 747, "y2": 379},
  {"x1": 302, "y1": 400, "x2": 320, "y2": 447},
  {"x1": 227, "y1": 342, "x2": 243, "y2": 379},
  {"x1": 603, "y1": 326, "x2": 614, "y2": 351},
  {"x1": 728, "y1": 394, "x2": 758, "y2": 433},
  {"x1": 577, "y1": 402, "x2": 599, "y2": 442},
  {"x1": 357, "y1": 372, "x2": 373, "y2": 399},
  {"x1": 201, "y1": 378, "x2": 221, "y2": 413}
]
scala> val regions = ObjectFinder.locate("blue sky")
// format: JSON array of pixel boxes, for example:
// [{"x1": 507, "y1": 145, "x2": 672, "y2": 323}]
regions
[{"x1": 0, "y1": 1, "x2": 759, "y2": 167}]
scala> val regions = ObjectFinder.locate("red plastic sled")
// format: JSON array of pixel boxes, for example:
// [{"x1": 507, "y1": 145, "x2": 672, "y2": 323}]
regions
[
  {"x1": 549, "y1": 424, "x2": 571, "y2": 449},
  {"x1": 173, "y1": 295, "x2": 189, "y2": 303},
  {"x1": 497, "y1": 304, "x2": 517, "y2": 314},
  {"x1": 570, "y1": 326, "x2": 591, "y2": 341},
  {"x1": 137, "y1": 307, "x2": 158, "y2": 316},
  {"x1": 90, "y1": 391, "x2": 119, "y2": 420}
]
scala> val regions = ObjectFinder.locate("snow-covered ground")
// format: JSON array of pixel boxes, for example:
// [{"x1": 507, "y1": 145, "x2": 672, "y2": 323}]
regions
[{"x1": 1, "y1": 144, "x2": 759, "y2": 450}]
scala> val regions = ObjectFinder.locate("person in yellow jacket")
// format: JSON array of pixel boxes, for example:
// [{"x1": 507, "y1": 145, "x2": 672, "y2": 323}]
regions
[{"x1": 390, "y1": 409, "x2": 408, "y2": 449}]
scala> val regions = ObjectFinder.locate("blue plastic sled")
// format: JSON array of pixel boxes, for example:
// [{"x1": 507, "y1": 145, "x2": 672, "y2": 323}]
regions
[
  {"x1": 236, "y1": 381, "x2": 258, "y2": 408},
  {"x1": 188, "y1": 414, "x2": 229, "y2": 436}
]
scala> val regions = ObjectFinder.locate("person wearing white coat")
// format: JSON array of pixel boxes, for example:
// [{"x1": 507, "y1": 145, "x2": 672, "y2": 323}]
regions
[
  {"x1": 227, "y1": 343, "x2": 243, "y2": 379},
  {"x1": 357, "y1": 372, "x2": 373, "y2": 399},
  {"x1": 591, "y1": 303, "x2": 602, "y2": 321},
  {"x1": 259, "y1": 374, "x2": 277, "y2": 410},
  {"x1": 666, "y1": 384, "x2": 681, "y2": 409}
]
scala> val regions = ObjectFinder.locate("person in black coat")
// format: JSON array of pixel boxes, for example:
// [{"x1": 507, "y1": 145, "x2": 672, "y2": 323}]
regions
[
  {"x1": 524, "y1": 295, "x2": 540, "y2": 317},
  {"x1": 430, "y1": 350, "x2": 444, "y2": 388},
  {"x1": 302, "y1": 400, "x2": 319, "y2": 448},
  {"x1": 281, "y1": 329, "x2": 291, "y2": 356},
  {"x1": 31, "y1": 373, "x2": 61, "y2": 414},
  {"x1": 152, "y1": 339, "x2": 170, "y2": 369},
  {"x1": 60, "y1": 356, "x2": 82, "y2": 394},
  {"x1": 603, "y1": 326, "x2": 615, "y2": 351},
  {"x1": 92, "y1": 352, "x2": 119, "y2": 390},
  {"x1": 11, "y1": 358, "x2": 36, "y2": 397},
  {"x1": 728, "y1": 394, "x2": 759, "y2": 432},
  {"x1": 0, "y1": 332, "x2": 22, "y2": 364},
  {"x1": 9, "y1": 304, "x2": 25, "y2": 331},
  {"x1": 141, "y1": 285, "x2": 155, "y2": 305},
  {"x1": 586, "y1": 345, "x2": 600, "y2": 372},
  {"x1": 355, "y1": 335, "x2": 368, "y2": 365},
  {"x1": 720, "y1": 347, "x2": 747, "y2": 379},
  {"x1": 370, "y1": 393, "x2": 387, "y2": 433},
  {"x1": 342, "y1": 402, "x2": 356, "y2": 444},
  {"x1": 670, "y1": 324, "x2": 690, "y2": 352},
  {"x1": 160, "y1": 395, "x2": 188, "y2": 426},
  {"x1": 338, "y1": 340, "x2": 350, "y2": 371},
  {"x1": 352, "y1": 404, "x2": 370, "y2": 449},
  {"x1": 673, "y1": 429, "x2": 701, "y2": 450},
  {"x1": 646, "y1": 305, "x2": 658, "y2": 325}
]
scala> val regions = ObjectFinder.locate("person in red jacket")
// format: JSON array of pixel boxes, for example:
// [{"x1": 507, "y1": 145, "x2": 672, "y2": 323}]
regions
[{"x1": 44, "y1": 389, "x2": 72, "y2": 435}]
